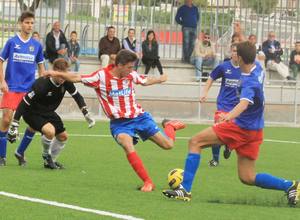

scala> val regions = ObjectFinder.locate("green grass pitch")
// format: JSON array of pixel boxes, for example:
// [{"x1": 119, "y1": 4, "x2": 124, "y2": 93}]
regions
[{"x1": 0, "y1": 120, "x2": 300, "y2": 220}]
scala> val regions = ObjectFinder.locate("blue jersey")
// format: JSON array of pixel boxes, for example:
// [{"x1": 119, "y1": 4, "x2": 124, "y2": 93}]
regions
[
  {"x1": 235, "y1": 62, "x2": 265, "y2": 130},
  {"x1": 0, "y1": 34, "x2": 44, "y2": 92},
  {"x1": 210, "y1": 60, "x2": 241, "y2": 112}
]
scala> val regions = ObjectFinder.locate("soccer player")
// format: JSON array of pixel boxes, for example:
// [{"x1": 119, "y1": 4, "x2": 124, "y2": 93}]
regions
[
  {"x1": 0, "y1": 11, "x2": 45, "y2": 166},
  {"x1": 162, "y1": 41, "x2": 300, "y2": 206},
  {"x1": 200, "y1": 44, "x2": 240, "y2": 167},
  {"x1": 7, "y1": 58, "x2": 95, "y2": 169},
  {"x1": 45, "y1": 49, "x2": 185, "y2": 192}
]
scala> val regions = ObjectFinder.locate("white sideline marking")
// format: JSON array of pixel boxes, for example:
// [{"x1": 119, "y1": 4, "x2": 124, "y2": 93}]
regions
[
  {"x1": 0, "y1": 191, "x2": 144, "y2": 220},
  {"x1": 62, "y1": 133, "x2": 300, "y2": 145}
]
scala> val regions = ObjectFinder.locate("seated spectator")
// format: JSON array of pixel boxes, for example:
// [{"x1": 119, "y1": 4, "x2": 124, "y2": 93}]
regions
[
  {"x1": 248, "y1": 34, "x2": 266, "y2": 70},
  {"x1": 142, "y1": 30, "x2": 163, "y2": 75},
  {"x1": 122, "y1": 28, "x2": 140, "y2": 70},
  {"x1": 262, "y1": 31, "x2": 294, "y2": 80},
  {"x1": 45, "y1": 21, "x2": 69, "y2": 68},
  {"x1": 68, "y1": 31, "x2": 80, "y2": 72},
  {"x1": 98, "y1": 26, "x2": 121, "y2": 68},
  {"x1": 190, "y1": 33, "x2": 218, "y2": 82},
  {"x1": 289, "y1": 41, "x2": 300, "y2": 79}
]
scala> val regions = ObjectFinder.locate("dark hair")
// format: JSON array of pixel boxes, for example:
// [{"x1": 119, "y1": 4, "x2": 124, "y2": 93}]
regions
[
  {"x1": 237, "y1": 41, "x2": 256, "y2": 64},
  {"x1": 70, "y1": 31, "x2": 77, "y2": 35},
  {"x1": 248, "y1": 34, "x2": 256, "y2": 39},
  {"x1": 53, "y1": 58, "x2": 70, "y2": 71},
  {"x1": 32, "y1": 31, "x2": 39, "y2": 36},
  {"x1": 146, "y1": 30, "x2": 156, "y2": 42},
  {"x1": 18, "y1": 11, "x2": 35, "y2": 22},
  {"x1": 295, "y1": 41, "x2": 300, "y2": 44},
  {"x1": 128, "y1": 28, "x2": 135, "y2": 33},
  {"x1": 231, "y1": 32, "x2": 240, "y2": 43},
  {"x1": 107, "y1": 26, "x2": 115, "y2": 32},
  {"x1": 231, "y1": 43, "x2": 238, "y2": 49},
  {"x1": 115, "y1": 49, "x2": 137, "y2": 65}
]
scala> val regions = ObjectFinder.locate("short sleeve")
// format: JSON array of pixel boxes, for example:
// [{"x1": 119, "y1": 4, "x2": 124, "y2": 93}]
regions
[
  {"x1": 0, "y1": 39, "x2": 12, "y2": 61},
  {"x1": 35, "y1": 43, "x2": 44, "y2": 64},
  {"x1": 240, "y1": 83, "x2": 255, "y2": 104},
  {"x1": 131, "y1": 71, "x2": 147, "y2": 85},
  {"x1": 209, "y1": 64, "x2": 223, "y2": 80},
  {"x1": 81, "y1": 70, "x2": 101, "y2": 88}
]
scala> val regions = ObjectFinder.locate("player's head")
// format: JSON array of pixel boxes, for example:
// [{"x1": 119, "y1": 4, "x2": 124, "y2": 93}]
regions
[
  {"x1": 237, "y1": 41, "x2": 256, "y2": 65},
  {"x1": 107, "y1": 26, "x2": 116, "y2": 39},
  {"x1": 295, "y1": 41, "x2": 300, "y2": 51},
  {"x1": 248, "y1": 34, "x2": 257, "y2": 45},
  {"x1": 52, "y1": 58, "x2": 70, "y2": 84},
  {"x1": 115, "y1": 50, "x2": 137, "y2": 76},
  {"x1": 230, "y1": 43, "x2": 238, "y2": 62},
  {"x1": 32, "y1": 31, "x2": 40, "y2": 40},
  {"x1": 18, "y1": 11, "x2": 35, "y2": 35},
  {"x1": 128, "y1": 28, "x2": 135, "y2": 39}
]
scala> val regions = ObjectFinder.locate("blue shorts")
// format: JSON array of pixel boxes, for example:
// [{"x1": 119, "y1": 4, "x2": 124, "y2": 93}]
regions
[{"x1": 110, "y1": 112, "x2": 161, "y2": 145}]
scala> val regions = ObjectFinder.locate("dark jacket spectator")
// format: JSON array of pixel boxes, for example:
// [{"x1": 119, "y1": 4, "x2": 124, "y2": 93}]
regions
[
  {"x1": 142, "y1": 30, "x2": 163, "y2": 75},
  {"x1": 45, "y1": 21, "x2": 68, "y2": 63},
  {"x1": 68, "y1": 31, "x2": 80, "y2": 72},
  {"x1": 262, "y1": 39, "x2": 283, "y2": 64},
  {"x1": 98, "y1": 36, "x2": 121, "y2": 58},
  {"x1": 289, "y1": 41, "x2": 300, "y2": 78}
]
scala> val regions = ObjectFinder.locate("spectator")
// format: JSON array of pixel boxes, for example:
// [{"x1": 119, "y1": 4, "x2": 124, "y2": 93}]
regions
[
  {"x1": 122, "y1": 28, "x2": 140, "y2": 70},
  {"x1": 98, "y1": 26, "x2": 121, "y2": 68},
  {"x1": 45, "y1": 21, "x2": 69, "y2": 68},
  {"x1": 224, "y1": 32, "x2": 244, "y2": 61},
  {"x1": 248, "y1": 34, "x2": 266, "y2": 72},
  {"x1": 68, "y1": 31, "x2": 80, "y2": 72},
  {"x1": 175, "y1": 0, "x2": 199, "y2": 63},
  {"x1": 190, "y1": 33, "x2": 218, "y2": 82},
  {"x1": 289, "y1": 41, "x2": 300, "y2": 79},
  {"x1": 142, "y1": 30, "x2": 163, "y2": 75},
  {"x1": 32, "y1": 31, "x2": 40, "y2": 41},
  {"x1": 262, "y1": 31, "x2": 294, "y2": 80}
]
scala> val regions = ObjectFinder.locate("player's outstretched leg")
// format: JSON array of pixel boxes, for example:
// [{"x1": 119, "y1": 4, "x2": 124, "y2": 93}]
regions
[
  {"x1": 162, "y1": 185, "x2": 191, "y2": 202},
  {"x1": 223, "y1": 145, "x2": 231, "y2": 159}
]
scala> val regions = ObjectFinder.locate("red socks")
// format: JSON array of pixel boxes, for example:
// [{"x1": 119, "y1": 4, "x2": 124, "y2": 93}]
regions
[
  {"x1": 164, "y1": 124, "x2": 175, "y2": 141},
  {"x1": 127, "y1": 151, "x2": 152, "y2": 183}
]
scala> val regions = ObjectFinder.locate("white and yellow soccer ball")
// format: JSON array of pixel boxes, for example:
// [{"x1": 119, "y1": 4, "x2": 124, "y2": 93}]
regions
[{"x1": 167, "y1": 168, "x2": 184, "y2": 189}]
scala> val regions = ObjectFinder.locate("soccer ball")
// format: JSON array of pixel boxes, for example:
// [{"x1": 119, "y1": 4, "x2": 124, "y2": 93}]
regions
[{"x1": 167, "y1": 168, "x2": 184, "y2": 189}]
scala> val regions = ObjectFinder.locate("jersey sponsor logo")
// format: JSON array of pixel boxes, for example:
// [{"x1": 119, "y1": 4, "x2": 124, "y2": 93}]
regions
[
  {"x1": 46, "y1": 92, "x2": 52, "y2": 96},
  {"x1": 225, "y1": 78, "x2": 240, "y2": 88},
  {"x1": 28, "y1": 91, "x2": 35, "y2": 99},
  {"x1": 14, "y1": 44, "x2": 21, "y2": 49},
  {"x1": 225, "y1": 69, "x2": 232, "y2": 74},
  {"x1": 109, "y1": 88, "x2": 131, "y2": 97},
  {"x1": 29, "y1": 46, "x2": 35, "y2": 52},
  {"x1": 13, "y1": 52, "x2": 35, "y2": 64}
]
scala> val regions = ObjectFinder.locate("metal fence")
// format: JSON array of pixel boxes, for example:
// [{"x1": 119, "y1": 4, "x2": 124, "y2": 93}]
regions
[{"x1": 0, "y1": 0, "x2": 299, "y2": 60}]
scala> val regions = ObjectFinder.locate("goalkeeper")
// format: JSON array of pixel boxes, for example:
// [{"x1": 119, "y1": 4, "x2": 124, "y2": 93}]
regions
[{"x1": 8, "y1": 58, "x2": 95, "y2": 169}]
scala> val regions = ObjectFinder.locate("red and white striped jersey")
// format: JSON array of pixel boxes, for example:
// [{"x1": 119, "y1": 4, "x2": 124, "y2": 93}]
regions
[{"x1": 81, "y1": 65, "x2": 147, "y2": 119}]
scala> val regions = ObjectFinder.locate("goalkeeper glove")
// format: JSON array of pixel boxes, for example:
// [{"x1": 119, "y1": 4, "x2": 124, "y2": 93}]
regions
[
  {"x1": 7, "y1": 120, "x2": 20, "y2": 143},
  {"x1": 82, "y1": 107, "x2": 95, "y2": 128}
]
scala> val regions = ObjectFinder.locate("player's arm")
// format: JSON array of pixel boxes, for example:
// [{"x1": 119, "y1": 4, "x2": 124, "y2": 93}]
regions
[
  {"x1": 219, "y1": 99, "x2": 249, "y2": 122},
  {"x1": 0, "y1": 60, "x2": 8, "y2": 93},
  {"x1": 200, "y1": 78, "x2": 213, "y2": 103},
  {"x1": 66, "y1": 82, "x2": 95, "y2": 128},
  {"x1": 45, "y1": 70, "x2": 82, "y2": 83},
  {"x1": 143, "y1": 74, "x2": 167, "y2": 86},
  {"x1": 37, "y1": 63, "x2": 45, "y2": 77}
]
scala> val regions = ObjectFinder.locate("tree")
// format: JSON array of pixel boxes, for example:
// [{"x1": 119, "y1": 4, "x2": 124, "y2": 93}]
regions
[{"x1": 239, "y1": 0, "x2": 279, "y2": 15}]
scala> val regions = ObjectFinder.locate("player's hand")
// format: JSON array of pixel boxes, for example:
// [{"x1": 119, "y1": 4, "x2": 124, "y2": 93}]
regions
[
  {"x1": 0, "y1": 80, "x2": 8, "y2": 93},
  {"x1": 44, "y1": 70, "x2": 59, "y2": 77},
  {"x1": 200, "y1": 95, "x2": 207, "y2": 103},
  {"x1": 84, "y1": 113, "x2": 96, "y2": 128},
  {"x1": 159, "y1": 74, "x2": 168, "y2": 83},
  {"x1": 7, "y1": 120, "x2": 20, "y2": 143},
  {"x1": 219, "y1": 113, "x2": 231, "y2": 123}
]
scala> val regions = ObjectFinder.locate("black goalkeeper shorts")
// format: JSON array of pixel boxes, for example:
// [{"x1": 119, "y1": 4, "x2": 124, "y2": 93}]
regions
[{"x1": 23, "y1": 111, "x2": 65, "y2": 135}]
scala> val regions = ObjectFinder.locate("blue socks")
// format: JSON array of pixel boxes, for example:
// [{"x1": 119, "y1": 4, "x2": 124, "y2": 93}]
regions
[
  {"x1": 212, "y1": 145, "x2": 221, "y2": 162},
  {"x1": 0, "y1": 131, "x2": 8, "y2": 158},
  {"x1": 182, "y1": 153, "x2": 201, "y2": 192},
  {"x1": 17, "y1": 128, "x2": 35, "y2": 156},
  {"x1": 255, "y1": 173, "x2": 293, "y2": 192}
]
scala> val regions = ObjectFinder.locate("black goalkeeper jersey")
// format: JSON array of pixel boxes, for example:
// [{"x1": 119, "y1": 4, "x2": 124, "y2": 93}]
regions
[{"x1": 14, "y1": 77, "x2": 86, "y2": 119}]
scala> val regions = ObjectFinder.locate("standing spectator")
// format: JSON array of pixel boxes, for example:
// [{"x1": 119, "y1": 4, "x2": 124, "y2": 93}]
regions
[
  {"x1": 0, "y1": 11, "x2": 45, "y2": 166},
  {"x1": 68, "y1": 31, "x2": 80, "y2": 72},
  {"x1": 175, "y1": 0, "x2": 199, "y2": 63},
  {"x1": 98, "y1": 26, "x2": 121, "y2": 68},
  {"x1": 190, "y1": 33, "x2": 218, "y2": 82},
  {"x1": 248, "y1": 34, "x2": 266, "y2": 72},
  {"x1": 142, "y1": 30, "x2": 163, "y2": 75},
  {"x1": 262, "y1": 31, "x2": 294, "y2": 80},
  {"x1": 289, "y1": 41, "x2": 300, "y2": 79},
  {"x1": 122, "y1": 28, "x2": 140, "y2": 70},
  {"x1": 45, "y1": 21, "x2": 69, "y2": 68}
]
